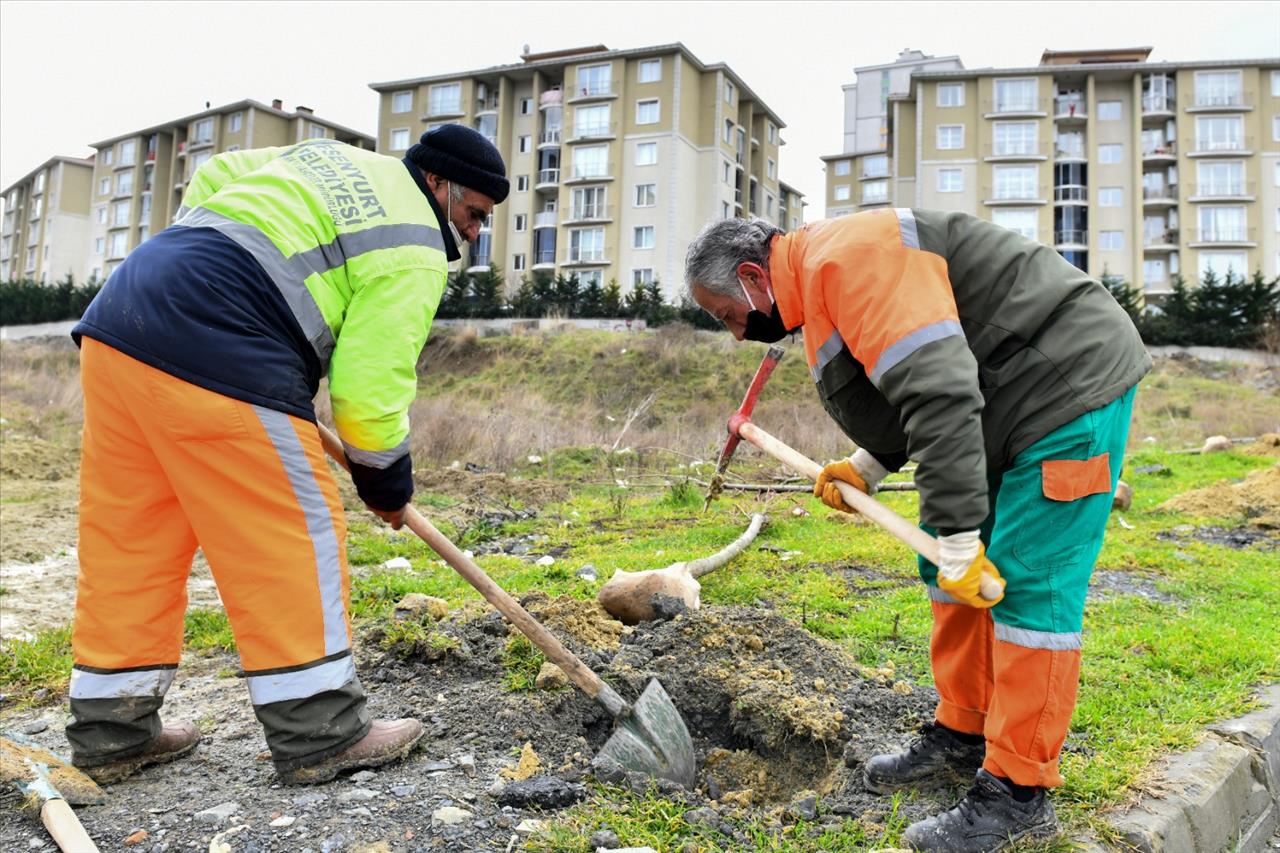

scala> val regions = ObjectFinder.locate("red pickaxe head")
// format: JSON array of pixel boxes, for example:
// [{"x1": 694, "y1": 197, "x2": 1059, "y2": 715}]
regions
[{"x1": 704, "y1": 345, "x2": 785, "y2": 507}]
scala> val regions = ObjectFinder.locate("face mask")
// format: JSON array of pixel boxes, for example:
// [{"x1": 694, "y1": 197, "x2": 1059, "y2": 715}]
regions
[
  {"x1": 739, "y1": 277, "x2": 791, "y2": 343},
  {"x1": 446, "y1": 182, "x2": 466, "y2": 247}
]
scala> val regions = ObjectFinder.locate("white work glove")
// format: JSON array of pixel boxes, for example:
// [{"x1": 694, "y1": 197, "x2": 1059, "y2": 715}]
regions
[{"x1": 936, "y1": 530, "x2": 1005, "y2": 608}]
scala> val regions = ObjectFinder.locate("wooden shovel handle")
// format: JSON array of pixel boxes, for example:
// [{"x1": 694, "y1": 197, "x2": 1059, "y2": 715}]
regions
[
  {"x1": 737, "y1": 422, "x2": 1002, "y2": 601},
  {"x1": 41, "y1": 798, "x2": 99, "y2": 853},
  {"x1": 315, "y1": 423, "x2": 630, "y2": 718}
]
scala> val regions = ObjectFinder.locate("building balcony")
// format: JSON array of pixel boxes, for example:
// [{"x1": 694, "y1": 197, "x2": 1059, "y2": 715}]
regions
[
  {"x1": 466, "y1": 254, "x2": 491, "y2": 271},
  {"x1": 115, "y1": 160, "x2": 137, "y2": 171},
  {"x1": 563, "y1": 205, "x2": 613, "y2": 224},
  {"x1": 539, "y1": 88, "x2": 563, "y2": 107},
  {"x1": 475, "y1": 94, "x2": 500, "y2": 113},
  {"x1": 1187, "y1": 137, "x2": 1253, "y2": 157},
  {"x1": 1141, "y1": 185, "x2": 1178, "y2": 206},
  {"x1": 146, "y1": 149, "x2": 157, "y2": 162},
  {"x1": 983, "y1": 185, "x2": 1049, "y2": 205},
  {"x1": 187, "y1": 138, "x2": 214, "y2": 152},
  {"x1": 564, "y1": 163, "x2": 613, "y2": 183},
  {"x1": 1187, "y1": 182, "x2": 1254, "y2": 202},
  {"x1": 1142, "y1": 229, "x2": 1179, "y2": 250},
  {"x1": 532, "y1": 248, "x2": 557, "y2": 269},
  {"x1": 982, "y1": 97, "x2": 1049, "y2": 118},
  {"x1": 860, "y1": 166, "x2": 890, "y2": 180},
  {"x1": 1054, "y1": 229, "x2": 1088, "y2": 247},
  {"x1": 567, "y1": 122, "x2": 618, "y2": 143},
  {"x1": 562, "y1": 247, "x2": 611, "y2": 266},
  {"x1": 532, "y1": 211, "x2": 558, "y2": 229},
  {"x1": 1141, "y1": 142, "x2": 1177, "y2": 162},
  {"x1": 1141, "y1": 95, "x2": 1176, "y2": 117},
  {"x1": 539, "y1": 129, "x2": 562, "y2": 147},
  {"x1": 176, "y1": 142, "x2": 187, "y2": 157},
  {"x1": 1054, "y1": 184, "x2": 1088, "y2": 204},
  {"x1": 425, "y1": 103, "x2": 465, "y2": 119},
  {"x1": 567, "y1": 80, "x2": 619, "y2": 103},
  {"x1": 535, "y1": 168, "x2": 561, "y2": 189},
  {"x1": 1188, "y1": 227, "x2": 1256, "y2": 247},
  {"x1": 860, "y1": 192, "x2": 889, "y2": 206},
  {"x1": 112, "y1": 188, "x2": 135, "y2": 201},
  {"x1": 1186, "y1": 91, "x2": 1253, "y2": 112},
  {"x1": 984, "y1": 142, "x2": 1050, "y2": 162},
  {"x1": 1053, "y1": 99, "x2": 1087, "y2": 121},
  {"x1": 1054, "y1": 145, "x2": 1086, "y2": 161}
]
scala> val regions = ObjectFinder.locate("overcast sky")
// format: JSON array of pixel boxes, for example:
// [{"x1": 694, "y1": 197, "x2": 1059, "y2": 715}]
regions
[{"x1": 3, "y1": 0, "x2": 1278, "y2": 211}]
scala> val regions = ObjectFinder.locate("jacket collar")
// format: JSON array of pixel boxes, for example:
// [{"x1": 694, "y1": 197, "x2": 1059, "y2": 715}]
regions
[
  {"x1": 402, "y1": 157, "x2": 461, "y2": 262},
  {"x1": 767, "y1": 233, "x2": 804, "y2": 331}
]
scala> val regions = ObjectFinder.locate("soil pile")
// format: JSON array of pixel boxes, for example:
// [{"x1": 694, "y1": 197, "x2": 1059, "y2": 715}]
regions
[
  {"x1": 1159, "y1": 462, "x2": 1280, "y2": 528},
  {"x1": 1242, "y1": 433, "x2": 1280, "y2": 458}
]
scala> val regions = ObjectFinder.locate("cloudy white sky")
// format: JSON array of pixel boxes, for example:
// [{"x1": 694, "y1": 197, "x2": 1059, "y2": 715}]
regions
[{"x1": 3, "y1": 0, "x2": 1278, "y2": 212}]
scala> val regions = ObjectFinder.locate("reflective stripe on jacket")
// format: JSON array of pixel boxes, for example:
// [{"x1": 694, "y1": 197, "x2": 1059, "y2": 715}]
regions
[{"x1": 769, "y1": 208, "x2": 1150, "y2": 531}]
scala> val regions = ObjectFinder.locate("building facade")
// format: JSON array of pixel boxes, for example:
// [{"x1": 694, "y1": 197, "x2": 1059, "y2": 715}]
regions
[
  {"x1": 85, "y1": 100, "x2": 373, "y2": 279},
  {"x1": 1, "y1": 156, "x2": 94, "y2": 283},
  {"x1": 823, "y1": 48, "x2": 1280, "y2": 295},
  {"x1": 371, "y1": 43, "x2": 803, "y2": 301}
]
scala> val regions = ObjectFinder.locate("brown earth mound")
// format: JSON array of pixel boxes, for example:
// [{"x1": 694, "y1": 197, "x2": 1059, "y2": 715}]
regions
[
  {"x1": 1159, "y1": 463, "x2": 1280, "y2": 528},
  {"x1": 1242, "y1": 433, "x2": 1280, "y2": 458}
]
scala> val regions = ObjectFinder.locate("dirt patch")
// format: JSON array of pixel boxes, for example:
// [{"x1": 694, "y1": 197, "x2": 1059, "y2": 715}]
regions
[
  {"x1": 1088, "y1": 570, "x2": 1182, "y2": 605},
  {"x1": 414, "y1": 468, "x2": 567, "y2": 510},
  {"x1": 1159, "y1": 463, "x2": 1280, "y2": 528},
  {"x1": 520, "y1": 591, "x2": 626, "y2": 652},
  {"x1": 1155, "y1": 525, "x2": 1279, "y2": 551},
  {"x1": 1241, "y1": 433, "x2": 1280, "y2": 458}
]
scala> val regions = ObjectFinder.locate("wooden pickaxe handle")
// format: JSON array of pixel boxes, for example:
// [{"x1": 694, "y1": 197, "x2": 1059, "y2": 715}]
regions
[
  {"x1": 314, "y1": 423, "x2": 631, "y2": 718},
  {"x1": 736, "y1": 421, "x2": 1003, "y2": 601}
]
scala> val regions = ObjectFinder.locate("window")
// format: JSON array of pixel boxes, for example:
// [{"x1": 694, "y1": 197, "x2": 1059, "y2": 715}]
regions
[
  {"x1": 513, "y1": 253, "x2": 526, "y2": 271},
  {"x1": 1195, "y1": 70, "x2": 1242, "y2": 107},
  {"x1": 569, "y1": 227, "x2": 605, "y2": 261},
  {"x1": 229, "y1": 111, "x2": 244, "y2": 132},
  {"x1": 429, "y1": 83, "x2": 462, "y2": 115},
  {"x1": 993, "y1": 165, "x2": 1037, "y2": 199},
  {"x1": 1199, "y1": 205, "x2": 1246, "y2": 242},
  {"x1": 575, "y1": 104, "x2": 610, "y2": 138},
  {"x1": 138, "y1": 225, "x2": 150, "y2": 244},
  {"x1": 111, "y1": 200, "x2": 130, "y2": 226},
  {"x1": 116, "y1": 171, "x2": 133, "y2": 196},
  {"x1": 937, "y1": 169, "x2": 963, "y2": 192},
  {"x1": 636, "y1": 99, "x2": 659, "y2": 125},
  {"x1": 723, "y1": 160, "x2": 733, "y2": 183},
  {"x1": 94, "y1": 237, "x2": 104, "y2": 255},
  {"x1": 633, "y1": 226, "x2": 655, "y2": 249},
  {"x1": 1199, "y1": 250, "x2": 1247, "y2": 281},
  {"x1": 1099, "y1": 187, "x2": 1123, "y2": 206},
  {"x1": 992, "y1": 208, "x2": 1038, "y2": 239},
  {"x1": 1098, "y1": 144, "x2": 1123, "y2": 164},
  {"x1": 1273, "y1": 116, "x2": 1280, "y2": 142},
  {"x1": 1097, "y1": 101, "x2": 1122, "y2": 121},
  {"x1": 834, "y1": 185, "x2": 851, "y2": 201},
  {"x1": 994, "y1": 78, "x2": 1037, "y2": 112},
  {"x1": 193, "y1": 118, "x2": 213, "y2": 144},
  {"x1": 307, "y1": 122, "x2": 328, "y2": 140},
  {"x1": 99, "y1": 177, "x2": 110, "y2": 196},
  {"x1": 767, "y1": 158, "x2": 776, "y2": 180},
  {"x1": 475, "y1": 114, "x2": 498, "y2": 142},
  {"x1": 577, "y1": 63, "x2": 612, "y2": 97},
  {"x1": 1196, "y1": 116, "x2": 1244, "y2": 151},
  {"x1": 722, "y1": 201, "x2": 731, "y2": 219},
  {"x1": 638, "y1": 59, "x2": 661, "y2": 84},
  {"x1": 766, "y1": 194, "x2": 774, "y2": 215},
  {"x1": 191, "y1": 151, "x2": 212, "y2": 173},
  {"x1": 391, "y1": 91, "x2": 413, "y2": 114},
  {"x1": 1143, "y1": 259, "x2": 1167, "y2": 285},
  {"x1": 1099, "y1": 230, "x2": 1124, "y2": 250},
  {"x1": 635, "y1": 141, "x2": 658, "y2": 166},
  {"x1": 572, "y1": 145, "x2": 608, "y2": 179},
  {"x1": 767, "y1": 123, "x2": 776, "y2": 144},
  {"x1": 635, "y1": 183, "x2": 656, "y2": 207},
  {"x1": 571, "y1": 187, "x2": 605, "y2": 220},
  {"x1": 390, "y1": 128, "x2": 410, "y2": 151},
  {"x1": 994, "y1": 122, "x2": 1037, "y2": 156},
  {"x1": 514, "y1": 214, "x2": 527, "y2": 232},
  {"x1": 518, "y1": 135, "x2": 532, "y2": 154},
  {"x1": 723, "y1": 119, "x2": 734, "y2": 144},
  {"x1": 1273, "y1": 71, "x2": 1280, "y2": 97},
  {"x1": 1198, "y1": 161, "x2": 1243, "y2": 196},
  {"x1": 1275, "y1": 161, "x2": 1280, "y2": 187},
  {"x1": 937, "y1": 125, "x2": 964, "y2": 149},
  {"x1": 103, "y1": 148, "x2": 113, "y2": 166},
  {"x1": 520, "y1": 97, "x2": 534, "y2": 115},
  {"x1": 633, "y1": 268, "x2": 654, "y2": 286},
  {"x1": 862, "y1": 154, "x2": 888, "y2": 178},
  {"x1": 833, "y1": 160, "x2": 851, "y2": 176},
  {"x1": 97, "y1": 207, "x2": 107, "y2": 224},
  {"x1": 516, "y1": 175, "x2": 529, "y2": 192},
  {"x1": 724, "y1": 80, "x2": 735, "y2": 104},
  {"x1": 119, "y1": 140, "x2": 136, "y2": 166},
  {"x1": 937, "y1": 82, "x2": 964, "y2": 107},
  {"x1": 862, "y1": 181, "x2": 888, "y2": 204},
  {"x1": 108, "y1": 231, "x2": 128, "y2": 258}
]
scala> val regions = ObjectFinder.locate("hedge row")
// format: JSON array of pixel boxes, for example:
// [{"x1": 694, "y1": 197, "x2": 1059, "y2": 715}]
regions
[
  {"x1": 0, "y1": 276, "x2": 102, "y2": 326},
  {"x1": 1104, "y1": 270, "x2": 1280, "y2": 349}
]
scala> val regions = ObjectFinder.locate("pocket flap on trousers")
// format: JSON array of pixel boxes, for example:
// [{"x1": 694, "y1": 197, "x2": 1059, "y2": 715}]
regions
[{"x1": 1042, "y1": 453, "x2": 1112, "y2": 502}]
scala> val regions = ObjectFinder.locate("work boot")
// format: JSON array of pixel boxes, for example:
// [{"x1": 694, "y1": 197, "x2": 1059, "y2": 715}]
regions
[
  {"x1": 862, "y1": 721, "x2": 984, "y2": 793},
  {"x1": 902, "y1": 769, "x2": 1059, "y2": 852},
  {"x1": 278, "y1": 718, "x2": 424, "y2": 785},
  {"x1": 78, "y1": 720, "x2": 201, "y2": 784}
]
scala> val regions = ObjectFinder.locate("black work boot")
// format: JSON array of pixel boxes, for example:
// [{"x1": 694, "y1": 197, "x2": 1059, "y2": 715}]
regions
[
  {"x1": 862, "y1": 721, "x2": 985, "y2": 793},
  {"x1": 901, "y1": 769, "x2": 1060, "y2": 852}
]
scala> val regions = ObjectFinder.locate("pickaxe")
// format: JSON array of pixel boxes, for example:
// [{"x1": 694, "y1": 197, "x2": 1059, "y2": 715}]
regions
[{"x1": 709, "y1": 346, "x2": 1003, "y2": 602}]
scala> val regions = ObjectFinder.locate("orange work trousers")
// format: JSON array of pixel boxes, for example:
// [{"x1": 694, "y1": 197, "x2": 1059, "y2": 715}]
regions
[{"x1": 68, "y1": 339, "x2": 369, "y2": 770}]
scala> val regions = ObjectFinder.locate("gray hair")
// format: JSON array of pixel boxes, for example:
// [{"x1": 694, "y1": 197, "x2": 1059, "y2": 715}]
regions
[
  {"x1": 448, "y1": 181, "x2": 466, "y2": 204},
  {"x1": 684, "y1": 217, "x2": 783, "y2": 301}
]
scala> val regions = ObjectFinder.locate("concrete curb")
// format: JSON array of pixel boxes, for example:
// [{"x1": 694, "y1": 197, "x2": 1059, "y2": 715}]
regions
[{"x1": 1084, "y1": 684, "x2": 1280, "y2": 851}]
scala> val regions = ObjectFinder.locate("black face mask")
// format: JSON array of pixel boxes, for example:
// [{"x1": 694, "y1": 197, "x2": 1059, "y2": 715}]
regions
[{"x1": 743, "y1": 299, "x2": 793, "y2": 343}]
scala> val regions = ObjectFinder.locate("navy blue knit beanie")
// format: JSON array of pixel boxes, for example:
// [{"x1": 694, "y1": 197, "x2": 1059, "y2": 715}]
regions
[{"x1": 407, "y1": 125, "x2": 509, "y2": 203}]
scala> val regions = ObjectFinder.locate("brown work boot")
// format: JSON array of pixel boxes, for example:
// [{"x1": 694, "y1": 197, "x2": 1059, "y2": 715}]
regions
[
  {"x1": 78, "y1": 720, "x2": 201, "y2": 784},
  {"x1": 278, "y1": 718, "x2": 424, "y2": 785}
]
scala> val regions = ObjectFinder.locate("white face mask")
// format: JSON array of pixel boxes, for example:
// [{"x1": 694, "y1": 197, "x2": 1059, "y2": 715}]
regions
[{"x1": 446, "y1": 181, "x2": 466, "y2": 247}]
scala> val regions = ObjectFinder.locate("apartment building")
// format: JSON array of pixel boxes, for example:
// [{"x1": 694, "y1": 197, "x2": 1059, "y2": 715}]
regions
[
  {"x1": 823, "y1": 48, "x2": 1280, "y2": 295},
  {"x1": 86, "y1": 99, "x2": 374, "y2": 279},
  {"x1": 1, "y1": 156, "x2": 94, "y2": 283},
  {"x1": 370, "y1": 43, "x2": 803, "y2": 301},
  {"x1": 778, "y1": 181, "x2": 807, "y2": 232}
]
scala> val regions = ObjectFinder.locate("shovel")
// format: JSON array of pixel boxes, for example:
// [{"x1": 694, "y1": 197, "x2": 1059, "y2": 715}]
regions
[
  {"x1": 1, "y1": 732, "x2": 103, "y2": 852},
  {"x1": 315, "y1": 423, "x2": 696, "y2": 787}
]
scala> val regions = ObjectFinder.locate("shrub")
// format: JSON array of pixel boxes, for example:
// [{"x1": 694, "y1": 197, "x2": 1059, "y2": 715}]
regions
[{"x1": 0, "y1": 275, "x2": 103, "y2": 326}]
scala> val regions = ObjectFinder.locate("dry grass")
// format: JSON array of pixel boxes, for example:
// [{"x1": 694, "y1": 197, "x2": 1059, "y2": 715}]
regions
[{"x1": 0, "y1": 340, "x2": 83, "y2": 428}]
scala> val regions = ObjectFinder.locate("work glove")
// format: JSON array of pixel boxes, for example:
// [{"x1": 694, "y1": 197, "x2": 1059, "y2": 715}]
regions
[
  {"x1": 814, "y1": 448, "x2": 889, "y2": 512},
  {"x1": 935, "y1": 530, "x2": 1006, "y2": 608}
]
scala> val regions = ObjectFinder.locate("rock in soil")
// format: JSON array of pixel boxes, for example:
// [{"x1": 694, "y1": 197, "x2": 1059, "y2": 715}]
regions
[{"x1": 496, "y1": 773, "x2": 587, "y2": 809}]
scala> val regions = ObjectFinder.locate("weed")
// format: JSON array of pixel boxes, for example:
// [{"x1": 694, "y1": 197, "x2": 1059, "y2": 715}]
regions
[
  {"x1": 378, "y1": 618, "x2": 459, "y2": 659},
  {"x1": 661, "y1": 479, "x2": 702, "y2": 509},
  {"x1": 609, "y1": 490, "x2": 629, "y2": 519},
  {"x1": 502, "y1": 634, "x2": 546, "y2": 692},
  {"x1": 183, "y1": 608, "x2": 236, "y2": 652},
  {"x1": 0, "y1": 626, "x2": 72, "y2": 699}
]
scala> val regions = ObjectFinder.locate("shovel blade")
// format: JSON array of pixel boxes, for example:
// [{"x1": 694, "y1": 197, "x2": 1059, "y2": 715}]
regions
[{"x1": 597, "y1": 679, "x2": 696, "y2": 789}]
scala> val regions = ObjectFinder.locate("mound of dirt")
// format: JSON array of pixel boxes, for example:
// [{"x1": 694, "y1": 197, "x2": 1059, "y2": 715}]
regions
[
  {"x1": 413, "y1": 467, "x2": 567, "y2": 509},
  {"x1": 1159, "y1": 463, "x2": 1280, "y2": 528},
  {"x1": 0, "y1": 432, "x2": 76, "y2": 481},
  {"x1": 520, "y1": 591, "x2": 627, "y2": 651},
  {"x1": 1242, "y1": 433, "x2": 1280, "y2": 458}
]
